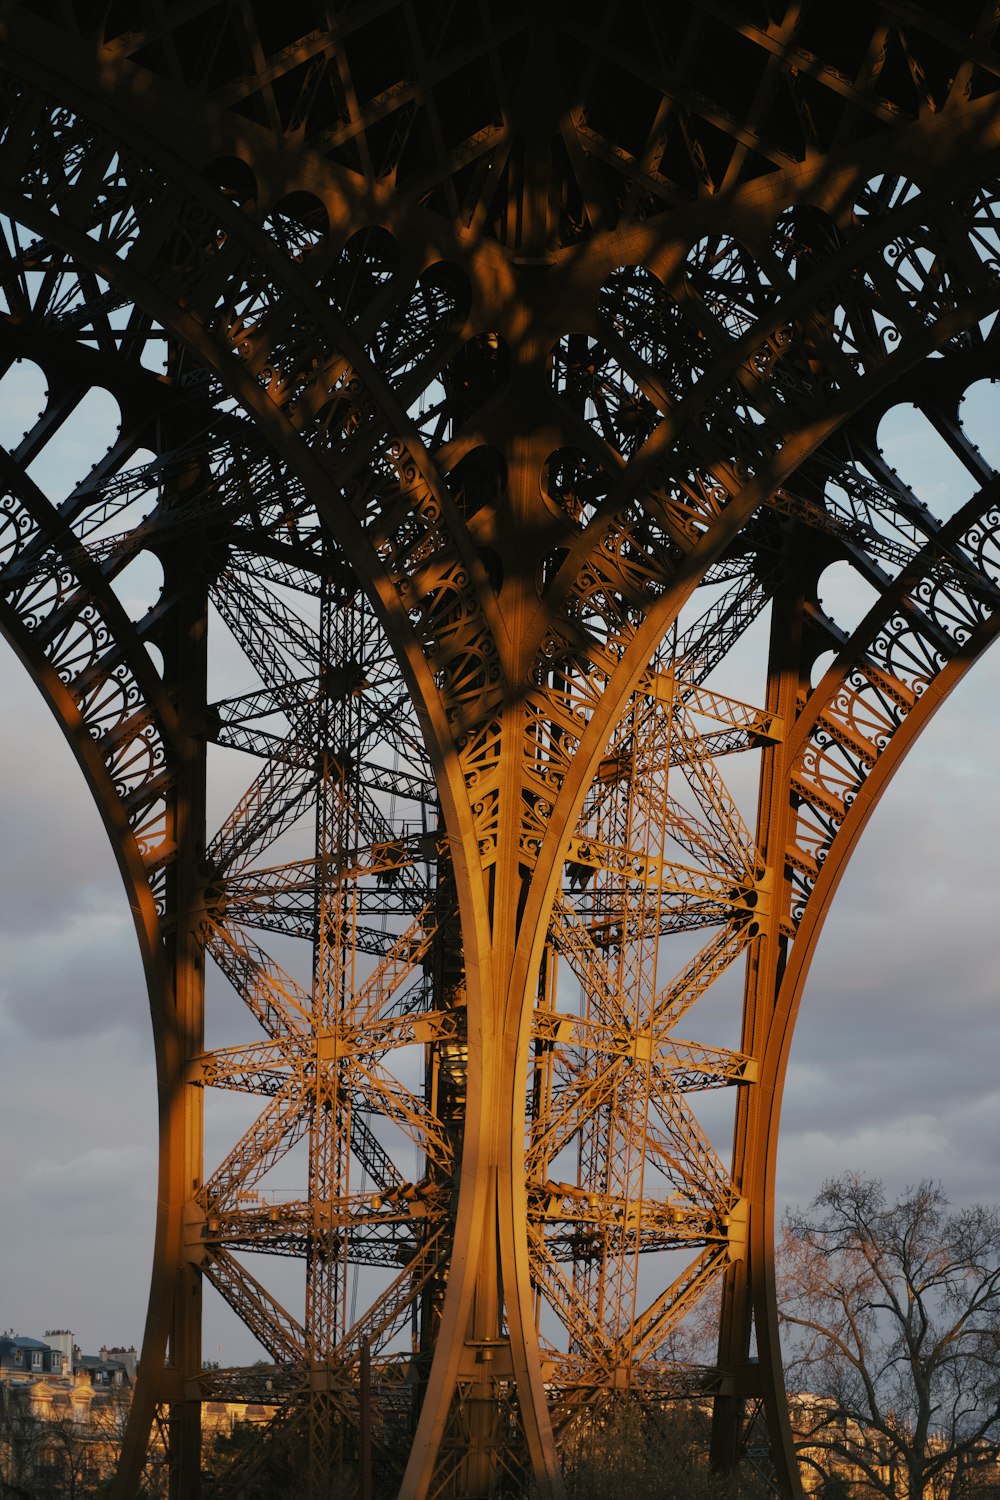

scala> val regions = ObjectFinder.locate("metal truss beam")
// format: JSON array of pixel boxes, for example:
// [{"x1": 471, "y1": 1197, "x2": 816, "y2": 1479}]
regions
[{"x1": 2, "y1": 6, "x2": 1000, "y2": 1499}]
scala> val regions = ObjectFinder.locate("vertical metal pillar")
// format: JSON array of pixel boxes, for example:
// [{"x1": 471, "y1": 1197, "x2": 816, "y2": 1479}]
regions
[
  {"x1": 360, "y1": 1337, "x2": 373, "y2": 1500},
  {"x1": 308, "y1": 567, "x2": 350, "y2": 1489},
  {"x1": 712, "y1": 528, "x2": 811, "y2": 1493},
  {"x1": 160, "y1": 441, "x2": 210, "y2": 1500},
  {"x1": 5, "y1": 15, "x2": 1000, "y2": 1500}
]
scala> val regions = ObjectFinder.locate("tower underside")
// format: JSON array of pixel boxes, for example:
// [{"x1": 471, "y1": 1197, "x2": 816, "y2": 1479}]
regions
[{"x1": 2, "y1": 4, "x2": 1000, "y2": 1497}]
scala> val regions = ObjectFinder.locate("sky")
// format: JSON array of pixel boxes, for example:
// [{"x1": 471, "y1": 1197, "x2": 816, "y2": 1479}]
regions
[{"x1": 1, "y1": 400, "x2": 999, "y2": 1370}]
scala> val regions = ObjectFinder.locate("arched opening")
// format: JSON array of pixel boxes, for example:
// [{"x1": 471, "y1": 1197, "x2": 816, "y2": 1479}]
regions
[
  {"x1": 0, "y1": 641, "x2": 155, "y2": 1358},
  {"x1": 778, "y1": 640, "x2": 1000, "y2": 1212}
]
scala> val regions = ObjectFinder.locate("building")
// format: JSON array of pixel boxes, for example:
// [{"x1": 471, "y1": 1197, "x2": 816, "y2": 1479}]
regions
[
  {"x1": 0, "y1": 1335, "x2": 65, "y2": 1382},
  {"x1": 0, "y1": 1326, "x2": 271, "y2": 1436},
  {"x1": 0, "y1": 1329, "x2": 136, "y2": 1406},
  {"x1": 75, "y1": 1351, "x2": 131, "y2": 1390}
]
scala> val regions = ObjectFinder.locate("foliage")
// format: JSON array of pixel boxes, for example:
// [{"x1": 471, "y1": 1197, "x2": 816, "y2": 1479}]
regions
[
  {"x1": 780, "y1": 1173, "x2": 1000, "y2": 1500},
  {"x1": 202, "y1": 1417, "x2": 305, "y2": 1498},
  {"x1": 554, "y1": 1399, "x2": 769, "y2": 1500},
  {"x1": 0, "y1": 1405, "x2": 106, "y2": 1500}
]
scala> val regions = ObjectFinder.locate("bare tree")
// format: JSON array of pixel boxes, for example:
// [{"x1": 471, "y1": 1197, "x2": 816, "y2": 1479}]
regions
[
  {"x1": 780, "y1": 1174, "x2": 1000, "y2": 1500},
  {"x1": 0, "y1": 1401, "x2": 91, "y2": 1500},
  {"x1": 0, "y1": 1397, "x2": 44, "y2": 1499},
  {"x1": 557, "y1": 1399, "x2": 769, "y2": 1500}
]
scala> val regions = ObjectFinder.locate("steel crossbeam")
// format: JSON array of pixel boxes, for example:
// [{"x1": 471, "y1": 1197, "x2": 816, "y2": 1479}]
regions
[{"x1": 3, "y1": 6, "x2": 1000, "y2": 1499}]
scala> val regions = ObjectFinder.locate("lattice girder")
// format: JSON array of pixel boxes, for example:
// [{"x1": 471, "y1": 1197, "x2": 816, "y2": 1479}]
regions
[{"x1": 4, "y1": 6, "x2": 1000, "y2": 1500}]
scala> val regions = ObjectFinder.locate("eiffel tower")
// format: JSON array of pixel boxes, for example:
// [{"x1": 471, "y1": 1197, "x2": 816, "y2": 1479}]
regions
[{"x1": 1, "y1": 4, "x2": 999, "y2": 1497}]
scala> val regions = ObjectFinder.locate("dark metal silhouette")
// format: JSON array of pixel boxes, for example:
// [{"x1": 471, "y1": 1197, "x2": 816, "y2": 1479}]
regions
[{"x1": 1, "y1": 5, "x2": 999, "y2": 1496}]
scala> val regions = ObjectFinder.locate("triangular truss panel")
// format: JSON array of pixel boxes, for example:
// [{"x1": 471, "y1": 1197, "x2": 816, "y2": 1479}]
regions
[{"x1": 2, "y1": 5, "x2": 1000, "y2": 1498}]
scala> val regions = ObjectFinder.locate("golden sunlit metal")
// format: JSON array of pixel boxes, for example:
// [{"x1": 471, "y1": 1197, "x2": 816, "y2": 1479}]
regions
[{"x1": 2, "y1": 4, "x2": 1000, "y2": 1497}]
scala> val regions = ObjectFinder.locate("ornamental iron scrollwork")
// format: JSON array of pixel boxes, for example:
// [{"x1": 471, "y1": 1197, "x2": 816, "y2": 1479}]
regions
[{"x1": 2, "y1": 6, "x2": 1000, "y2": 1499}]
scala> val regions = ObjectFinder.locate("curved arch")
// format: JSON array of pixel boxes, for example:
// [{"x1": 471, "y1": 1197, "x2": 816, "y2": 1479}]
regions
[
  {"x1": 753, "y1": 606, "x2": 1000, "y2": 1485},
  {"x1": 708, "y1": 427, "x2": 1000, "y2": 1480},
  {"x1": 0, "y1": 600, "x2": 180, "y2": 1493},
  {"x1": 4, "y1": 11, "x2": 1000, "y2": 1500}
]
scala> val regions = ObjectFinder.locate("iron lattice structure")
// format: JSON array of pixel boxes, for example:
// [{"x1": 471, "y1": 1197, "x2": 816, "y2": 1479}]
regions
[{"x1": 3, "y1": 3, "x2": 1000, "y2": 1496}]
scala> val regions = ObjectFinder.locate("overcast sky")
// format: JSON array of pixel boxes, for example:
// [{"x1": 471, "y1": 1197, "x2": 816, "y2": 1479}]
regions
[{"x1": 2, "y1": 397, "x2": 998, "y2": 1369}]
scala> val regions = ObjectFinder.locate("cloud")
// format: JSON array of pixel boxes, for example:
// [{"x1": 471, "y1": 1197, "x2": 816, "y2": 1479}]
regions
[
  {"x1": 777, "y1": 643, "x2": 1000, "y2": 1214},
  {"x1": 0, "y1": 897, "x2": 146, "y2": 1041},
  {"x1": 0, "y1": 661, "x2": 125, "y2": 937},
  {"x1": 0, "y1": 1005, "x2": 159, "y2": 1353},
  {"x1": 32, "y1": 1144, "x2": 156, "y2": 1207}
]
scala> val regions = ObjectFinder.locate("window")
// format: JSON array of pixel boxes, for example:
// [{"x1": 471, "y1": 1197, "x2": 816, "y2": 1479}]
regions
[
  {"x1": 50, "y1": 1354, "x2": 62, "y2": 1373},
  {"x1": 13, "y1": 1348, "x2": 22, "y2": 1365},
  {"x1": 30, "y1": 1350, "x2": 42, "y2": 1369}
]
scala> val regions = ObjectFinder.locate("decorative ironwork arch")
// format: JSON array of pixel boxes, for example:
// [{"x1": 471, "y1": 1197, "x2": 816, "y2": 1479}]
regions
[{"x1": 3, "y1": 5, "x2": 1000, "y2": 1498}]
